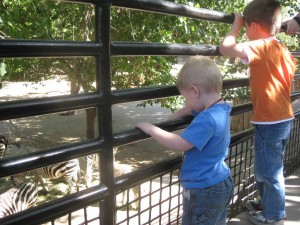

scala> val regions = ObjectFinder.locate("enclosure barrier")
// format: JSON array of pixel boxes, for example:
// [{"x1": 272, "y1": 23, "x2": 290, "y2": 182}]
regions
[{"x1": 0, "y1": 0, "x2": 299, "y2": 225}]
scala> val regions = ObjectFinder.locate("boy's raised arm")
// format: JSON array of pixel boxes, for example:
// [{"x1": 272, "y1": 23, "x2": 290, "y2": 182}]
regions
[{"x1": 219, "y1": 12, "x2": 246, "y2": 59}]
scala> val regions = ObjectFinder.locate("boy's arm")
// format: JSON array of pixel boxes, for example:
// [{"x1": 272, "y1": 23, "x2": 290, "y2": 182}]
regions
[
  {"x1": 135, "y1": 122, "x2": 193, "y2": 152},
  {"x1": 219, "y1": 12, "x2": 247, "y2": 59},
  {"x1": 283, "y1": 12, "x2": 300, "y2": 34},
  {"x1": 168, "y1": 106, "x2": 192, "y2": 120}
]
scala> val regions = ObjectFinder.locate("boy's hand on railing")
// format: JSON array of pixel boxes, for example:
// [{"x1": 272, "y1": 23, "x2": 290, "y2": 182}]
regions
[
  {"x1": 280, "y1": 23, "x2": 300, "y2": 35},
  {"x1": 231, "y1": 12, "x2": 244, "y2": 28}
]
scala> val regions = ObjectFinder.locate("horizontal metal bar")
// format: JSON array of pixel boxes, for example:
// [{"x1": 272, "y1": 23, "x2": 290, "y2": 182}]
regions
[
  {"x1": 0, "y1": 40, "x2": 101, "y2": 58},
  {"x1": 292, "y1": 51, "x2": 300, "y2": 57},
  {"x1": 0, "y1": 92, "x2": 102, "y2": 120},
  {"x1": 0, "y1": 184, "x2": 109, "y2": 225},
  {"x1": 112, "y1": 79, "x2": 249, "y2": 104},
  {"x1": 292, "y1": 91, "x2": 300, "y2": 100},
  {"x1": 231, "y1": 102, "x2": 253, "y2": 116},
  {"x1": 230, "y1": 128, "x2": 254, "y2": 145},
  {"x1": 0, "y1": 78, "x2": 249, "y2": 123},
  {"x1": 111, "y1": 41, "x2": 220, "y2": 56},
  {"x1": 294, "y1": 111, "x2": 300, "y2": 117},
  {"x1": 114, "y1": 126, "x2": 255, "y2": 191},
  {"x1": 114, "y1": 102, "x2": 254, "y2": 147},
  {"x1": 112, "y1": 86, "x2": 178, "y2": 104},
  {"x1": 114, "y1": 91, "x2": 300, "y2": 147},
  {"x1": 223, "y1": 78, "x2": 249, "y2": 89},
  {"x1": 1, "y1": 40, "x2": 298, "y2": 58},
  {"x1": 0, "y1": 138, "x2": 104, "y2": 178},
  {"x1": 112, "y1": 40, "x2": 299, "y2": 57},
  {"x1": 113, "y1": 116, "x2": 193, "y2": 146},
  {"x1": 112, "y1": 0, "x2": 234, "y2": 24}
]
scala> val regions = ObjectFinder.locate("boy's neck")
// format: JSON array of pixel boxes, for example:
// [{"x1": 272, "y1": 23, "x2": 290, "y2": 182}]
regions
[
  {"x1": 251, "y1": 28, "x2": 275, "y2": 40},
  {"x1": 203, "y1": 93, "x2": 224, "y2": 109}
]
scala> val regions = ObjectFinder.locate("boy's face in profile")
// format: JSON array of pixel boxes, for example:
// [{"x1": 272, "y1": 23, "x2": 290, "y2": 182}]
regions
[
  {"x1": 244, "y1": 21, "x2": 257, "y2": 40},
  {"x1": 179, "y1": 85, "x2": 205, "y2": 112}
]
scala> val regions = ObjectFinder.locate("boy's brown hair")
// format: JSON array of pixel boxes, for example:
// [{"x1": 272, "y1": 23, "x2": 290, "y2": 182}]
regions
[
  {"x1": 243, "y1": 0, "x2": 281, "y2": 35},
  {"x1": 176, "y1": 56, "x2": 222, "y2": 93}
]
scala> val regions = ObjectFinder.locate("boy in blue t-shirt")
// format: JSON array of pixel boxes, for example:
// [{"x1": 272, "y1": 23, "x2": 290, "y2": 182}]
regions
[{"x1": 135, "y1": 56, "x2": 233, "y2": 225}]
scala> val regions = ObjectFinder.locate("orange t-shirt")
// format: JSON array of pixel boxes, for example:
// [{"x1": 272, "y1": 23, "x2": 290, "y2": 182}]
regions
[{"x1": 242, "y1": 37, "x2": 296, "y2": 123}]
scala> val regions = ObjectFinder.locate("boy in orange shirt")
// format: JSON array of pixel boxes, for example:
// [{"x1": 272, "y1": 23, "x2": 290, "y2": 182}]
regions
[{"x1": 219, "y1": 0, "x2": 296, "y2": 224}]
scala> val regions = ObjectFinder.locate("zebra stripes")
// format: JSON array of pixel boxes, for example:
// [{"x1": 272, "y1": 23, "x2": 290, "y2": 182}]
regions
[
  {"x1": 12, "y1": 159, "x2": 80, "y2": 194},
  {"x1": 0, "y1": 182, "x2": 37, "y2": 218},
  {"x1": 79, "y1": 148, "x2": 141, "y2": 210},
  {"x1": 0, "y1": 135, "x2": 9, "y2": 159},
  {"x1": 115, "y1": 161, "x2": 141, "y2": 210},
  {"x1": 79, "y1": 153, "x2": 99, "y2": 188}
]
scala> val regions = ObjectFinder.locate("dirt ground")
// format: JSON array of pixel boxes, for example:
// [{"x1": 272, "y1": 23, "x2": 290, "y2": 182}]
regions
[
  {"x1": 0, "y1": 78, "x2": 180, "y2": 170},
  {"x1": 2, "y1": 105, "x2": 178, "y2": 165},
  {"x1": 2, "y1": 78, "x2": 300, "y2": 168},
  {"x1": 2, "y1": 78, "x2": 300, "y2": 224},
  {"x1": 0, "y1": 78, "x2": 183, "y2": 210},
  {"x1": 1, "y1": 64, "x2": 184, "y2": 174},
  {"x1": 2, "y1": 78, "x2": 300, "y2": 166}
]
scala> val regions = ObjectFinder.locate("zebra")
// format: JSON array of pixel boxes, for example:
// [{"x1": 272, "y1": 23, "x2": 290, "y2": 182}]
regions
[
  {"x1": 113, "y1": 148, "x2": 140, "y2": 210},
  {"x1": 79, "y1": 153, "x2": 99, "y2": 188},
  {"x1": 79, "y1": 148, "x2": 140, "y2": 210},
  {"x1": 114, "y1": 160, "x2": 141, "y2": 210},
  {"x1": 11, "y1": 159, "x2": 81, "y2": 194},
  {"x1": 78, "y1": 148, "x2": 140, "y2": 210},
  {"x1": 0, "y1": 135, "x2": 9, "y2": 159},
  {"x1": 0, "y1": 182, "x2": 37, "y2": 218}
]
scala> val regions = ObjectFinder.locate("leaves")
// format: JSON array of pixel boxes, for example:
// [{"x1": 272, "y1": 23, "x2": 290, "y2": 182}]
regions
[{"x1": 0, "y1": 0, "x2": 298, "y2": 110}]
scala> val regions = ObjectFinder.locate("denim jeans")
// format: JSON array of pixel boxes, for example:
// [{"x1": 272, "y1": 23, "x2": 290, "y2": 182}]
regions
[
  {"x1": 182, "y1": 176, "x2": 233, "y2": 225},
  {"x1": 254, "y1": 120, "x2": 294, "y2": 221}
]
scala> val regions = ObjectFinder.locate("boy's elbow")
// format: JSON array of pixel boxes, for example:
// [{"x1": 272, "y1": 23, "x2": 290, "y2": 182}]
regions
[
  {"x1": 219, "y1": 44, "x2": 228, "y2": 56},
  {"x1": 219, "y1": 44, "x2": 241, "y2": 58}
]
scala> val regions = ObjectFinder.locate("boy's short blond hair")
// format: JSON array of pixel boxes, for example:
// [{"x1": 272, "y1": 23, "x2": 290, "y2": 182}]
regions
[
  {"x1": 176, "y1": 56, "x2": 222, "y2": 93},
  {"x1": 243, "y1": 0, "x2": 281, "y2": 35}
]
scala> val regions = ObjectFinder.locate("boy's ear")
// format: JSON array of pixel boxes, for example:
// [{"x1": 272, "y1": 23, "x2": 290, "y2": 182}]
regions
[
  {"x1": 191, "y1": 85, "x2": 200, "y2": 97},
  {"x1": 252, "y1": 21, "x2": 261, "y2": 32}
]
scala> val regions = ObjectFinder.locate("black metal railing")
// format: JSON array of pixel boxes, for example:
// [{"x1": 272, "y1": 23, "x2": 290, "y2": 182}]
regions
[{"x1": 0, "y1": 0, "x2": 299, "y2": 225}]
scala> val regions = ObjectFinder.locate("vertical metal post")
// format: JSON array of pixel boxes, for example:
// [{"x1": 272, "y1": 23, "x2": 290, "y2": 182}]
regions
[{"x1": 97, "y1": 0, "x2": 115, "y2": 224}]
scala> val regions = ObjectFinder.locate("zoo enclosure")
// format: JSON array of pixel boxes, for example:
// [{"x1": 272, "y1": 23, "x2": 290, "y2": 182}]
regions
[{"x1": 0, "y1": 0, "x2": 300, "y2": 225}]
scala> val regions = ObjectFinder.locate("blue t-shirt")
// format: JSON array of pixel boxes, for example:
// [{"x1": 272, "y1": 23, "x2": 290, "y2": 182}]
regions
[{"x1": 180, "y1": 103, "x2": 231, "y2": 188}]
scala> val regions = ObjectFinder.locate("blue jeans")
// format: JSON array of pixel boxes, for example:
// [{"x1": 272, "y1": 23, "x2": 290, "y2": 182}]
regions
[
  {"x1": 182, "y1": 176, "x2": 233, "y2": 225},
  {"x1": 254, "y1": 120, "x2": 293, "y2": 221}
]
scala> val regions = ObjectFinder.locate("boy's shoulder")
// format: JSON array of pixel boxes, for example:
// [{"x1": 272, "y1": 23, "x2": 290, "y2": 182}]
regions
[
  {"x1": 246, "y1": 36, "x2": 277, "y2": 44},
  {"x1": 243, "y1": 37, "x2": 285, "y2": 51},
  {"x1": 242, "y1": 36, "x2": 295, "y2": 66}
]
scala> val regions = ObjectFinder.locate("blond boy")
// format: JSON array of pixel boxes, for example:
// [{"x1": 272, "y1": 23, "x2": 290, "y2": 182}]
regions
[{"x1": 136, "y1": 56, "x2": 233, "y2": 225}]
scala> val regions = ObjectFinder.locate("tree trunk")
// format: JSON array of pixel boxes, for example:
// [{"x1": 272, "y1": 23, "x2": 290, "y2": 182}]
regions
[{"x1": 86, "y1": 108, "x2": 97, "y2": 139}]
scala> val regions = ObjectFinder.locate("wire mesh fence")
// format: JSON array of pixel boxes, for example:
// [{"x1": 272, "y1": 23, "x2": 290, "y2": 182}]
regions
[
  {"x1": 27, "y1": 113, "x2": 298, "y2": 225},
  {"x1": 0, "y1": 0, "x2": 299, "y2": 224}
]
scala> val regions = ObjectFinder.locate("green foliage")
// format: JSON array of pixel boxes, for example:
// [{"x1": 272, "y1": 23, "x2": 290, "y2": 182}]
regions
[
  {"x1": 1, "y1": 0, "x2": 53, "y2": 39},
  {"x1": 0, "y1": 0, "x2": 95, "y2": 90},
  {"x1": 137, "y1": 96, "x2": 185, "y2": 113},
  {"x1": 110, "y1": 0, "x2": 246, "y2": 109},
  {"x1": 0, "y1": 0, "x2": 298, "y2": 110},
  {"x1": 111, "y1": 56, "x2": 176, "y2": 89}
]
